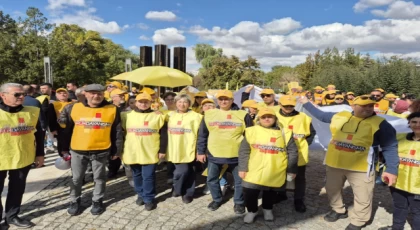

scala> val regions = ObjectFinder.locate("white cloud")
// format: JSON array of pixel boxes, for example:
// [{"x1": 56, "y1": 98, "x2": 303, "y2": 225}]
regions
[
  {"x1": 153, "y1": 28, "x2": 186, "y2": 45},
  {"x1": 139, "y1": 35, "x2": 150, "y2": 40},
  {"x1": 353, "y1": 0, "x2": 396, "y2": 12},
  {"x1": 137, "y1": 23, "x2": 149, "y2": 30},
  {"x1": 371, "y1": 1, "x2": 420, "y2": 19},
  {"x1": 47, "y1": 0, "x2": 86, "y2": 10},
  {"x1": 263, "y1": 17, "x2": 302, "y2": 35},
  {"x1": 129, "y1": 45, "x2": 139, "y2": 52},
  {"x1": 145, "y1": 11, "x2": 177, "y2": 21}
]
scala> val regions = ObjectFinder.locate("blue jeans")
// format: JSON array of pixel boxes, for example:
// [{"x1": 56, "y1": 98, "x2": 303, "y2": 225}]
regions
[
  {"x1": 130, "y1": 164, "x2": 156, "y2": 204},
  {"x1": 207, "y1": 162, "x2": 243, "y2": 204},
  {"x1": 173, "y1": 162, "x2": 195, "y2": 197},
  {"x1": 390, "y1": 187, "x2": 420, "y2": 230}
]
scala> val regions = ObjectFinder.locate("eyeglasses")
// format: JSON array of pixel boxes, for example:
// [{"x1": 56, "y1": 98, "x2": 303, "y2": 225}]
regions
[
  {"x1": 282, "y1": 105, "x2": 294, "y2": 109},
  {"x1": 218, "y1": 97, "x2": 231, "y2": 101},
  {"x1": 261, "y1": 94, "x2": 272, "y2": 98},
  {"x1": 335, "y1": 98, "x2": 344, "y2": 101},
  {"x1": 340, "y1": 115, "x2": 368, "y2": 134},
  {"x1": 359, "y1": 95, "x2": 376, "y2": 100},
  {"x1": 5, "y1": 92, "x2": 25, "y2": 98},
  {"x1": 371, "y1": 94, "x2": 381, "y2": 97},
  {"x1": 107, "y1": 85, "x2": 116, "y2": 88}
]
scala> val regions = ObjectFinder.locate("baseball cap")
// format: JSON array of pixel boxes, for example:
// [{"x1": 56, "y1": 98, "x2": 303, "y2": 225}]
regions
[
  {"x1": 353, "y1": 95, "x2": 377, "y2": 106},
  {"x1": 327, "y1": 84, "x2": 336, "y2": 89},
  {"x1": 201, "y1": 98, "x2": 215, "y2": 106},
  {"x1": 140, "y1": 87, "x2": 155, "y2": 95},
  {"x1": 257, "y1": 108, "x2": 276, "y2": 117},
  {"x1": 56, "y1": 88, "x2": 68, "y2": 93},
  {"x1": 373, "y1": 88, "x2": 385, "y2": 93},
  {"x1": 335, "y1": 95, "x2": 344, "y2": 99},
  {"x1": 260, "y1": 89, "x2": 275, "y2": 95},
  {"x1": 217, "y1": 90, "x2": 233, "y2": 99},
  {"x1": 279, "y1": 95, "x2": 297, "y2": 106},
  {"x1": 347, "y1": 92, "x2": 355, "y2": 96},
  {"x1": 242, "y1": 100, "x2": 258, "y2": 109},
  {"x1": 110, "y1": 89, "x2": 127, "y2": 97},
  {"x1": 135, "y1": 93, "x2": 152, "y2": 101},
  {"x1": 109, "y1": 81, "x2": 122, "y2": 89},
  {"x1": 385, "y1": 93, "x2": 398, "y2": 99},
  {"x1": 195, "y1": 91, "x2": 207, "y2": 97},
  {"x1": 84, "y1": 84, "x2": 105, "y2": 92},
  {"x1": 314, "y1": 86, "x2": 323, "y2": 90}
]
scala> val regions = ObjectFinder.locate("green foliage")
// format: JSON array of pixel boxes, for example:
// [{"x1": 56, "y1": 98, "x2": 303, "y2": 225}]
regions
[{"x1": 0, "y1": 7, "x2": 139, "y2": 86}]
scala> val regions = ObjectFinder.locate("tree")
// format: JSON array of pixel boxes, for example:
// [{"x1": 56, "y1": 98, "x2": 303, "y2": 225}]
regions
[{"x1": 0, "y1": 11, "x2": 21, "y2": 84}]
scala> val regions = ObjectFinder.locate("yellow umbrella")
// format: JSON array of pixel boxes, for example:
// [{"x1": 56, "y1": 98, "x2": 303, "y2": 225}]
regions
[{"x1": 111, "y1": 66, "x2": 192, "y2": 87}]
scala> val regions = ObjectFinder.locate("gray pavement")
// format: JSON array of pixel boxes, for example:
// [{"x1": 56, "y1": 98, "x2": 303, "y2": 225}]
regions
[{"x1": 4, "y1": 150, "x2": 412, "y2": 230}]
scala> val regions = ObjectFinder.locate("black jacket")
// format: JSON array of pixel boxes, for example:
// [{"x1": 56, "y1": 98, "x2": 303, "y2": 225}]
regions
[
  {"x1": 59, "y1": 100, "x2": 124, "y2": 156},
  {"x1": 0, "y1": 101, "x2": 44, "y2": 157},
  {"x1": 23, "y1": 95, "x2": 47, "y2": 130}
]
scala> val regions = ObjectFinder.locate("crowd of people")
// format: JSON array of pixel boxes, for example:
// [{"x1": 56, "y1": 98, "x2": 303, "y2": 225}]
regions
[{"x1": 0, "y1": 81, "x2": 420, "y2": 230}]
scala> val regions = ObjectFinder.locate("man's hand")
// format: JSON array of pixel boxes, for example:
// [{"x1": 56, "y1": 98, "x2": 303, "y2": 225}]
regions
[
  {"x1": 382, "y1": 172, "x2": 397, "y2": 186},
  {"x1": 35, "y1": 156, "x2": 45, "y2": 168},
  {"x1": 196, "y1": 154, "x2": 206, "y2": 163},
  {"x1": 245, "y1": 85, "x2": 254, "y2": 93},
  {"x1": 238, "y1": 171, "x2": 247, "y2": 179},
  {"x1": 111, "y1": 156, "x2": 119, "y2": 160},
  {"x1": 158, "y1": 153, "x2": 166, "y2": 159},
  {"x1": 298, "y1": 96, "x2": 310, "y2": 104},
  {"x1": 51, "y1": 131, "x2": 57, "y2": 135}
]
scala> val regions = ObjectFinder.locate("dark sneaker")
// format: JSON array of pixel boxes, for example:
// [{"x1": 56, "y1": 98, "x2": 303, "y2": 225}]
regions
[
  {"x1": 67, "y1": 200, "x2": 81, "y2": 216},
  {"x1": 144, "y1": 202, "x2": 157, "y2": 211},
  {"x1": 345, "y1": 223, "x2": 362, "y2": 230},
  {"x1": 182, "y1": 196, "x2": 193, "y2": 204},
  {"x1": 172, "y1": 189, "x2": 180, "y2": 198},
  {"x1": 0, "y1": 221, "x2": 9, "y2": 230},
  {"x1": 377, "y1": 226, "x2": 392, "y2": 230},
  {"x1": 324, "y1": 210, "x2": 348, "y2": 222},
  {"x1": 294, "y1": 199, "x2": 306, "y2": 213},
  {"x1": 91, "y1": 200, "x2": 105, "y2": 215},
  {"x1": 274, "y1": 192, "x2": 288, "y2": 204},
  {"x1": 6, "y1": 217, "x2": 34, "y2": 228},
  {"x1": 234, "y1": 204, "x2": 245, "y2": 214},
  {"x1": 207, "y1": 201, "x2": 222, "y2": 211},
  {"x1": 136, "y1": 197, "x2": 144, "y2": 206}
]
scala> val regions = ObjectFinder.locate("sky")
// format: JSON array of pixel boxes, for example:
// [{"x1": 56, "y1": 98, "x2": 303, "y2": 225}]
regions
[{"x1": 2, "y1": 0, "x2": 420, "y2": 73}]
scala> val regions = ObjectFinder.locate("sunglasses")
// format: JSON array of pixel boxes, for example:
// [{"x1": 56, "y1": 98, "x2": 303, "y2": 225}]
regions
[
  {"x1": 6, "y1": 92, "x2": 25, "y2": 98},
  {"x1": 335, "y1": 98, "x2": 344, "y2": 101},
  {"x1": 282, "y1": 105, "x2": 294, "y2": 109},
  {"x1": 359, "y1": 95, "x2": 376, "y2": 100},
  {"x1": 107, "y1": 85, "x2": 116, "y2": 88},
  {"x1": 261, "y1": 94, "x2": 272, "y2": 98},
  {"x1": 371, "y1": 94, "x2": 381, "y2": 97}
]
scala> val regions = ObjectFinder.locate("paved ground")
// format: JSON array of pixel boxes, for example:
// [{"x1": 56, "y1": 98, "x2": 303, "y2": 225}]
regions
[{"x1": 3, "y1": 150, "x2": 412, "y2": 230}]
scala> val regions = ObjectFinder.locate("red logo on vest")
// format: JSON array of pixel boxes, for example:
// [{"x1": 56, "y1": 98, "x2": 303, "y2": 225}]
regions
[
  {"x1": 375, "y1": 104, "x2": 379, "y2": 107},
  {"x1": 177, "y1": 121, "x2": 182, "y2": 125},
  {"x1": 270, "y1": 137, "x2": 276, "y2": 143},
  {"x1": 410, "y1": 149, "x2": 416, "y2": 155},
  {"x1": 93, "y1": 113, "x2": 102, "y2": 129},
  {"x1": 288, "y1": 125, "x2": 293, "y2": 130},
  {"x1": 347, "y1": 134, "x2": 353, "y2": 140},
  {"x1": 18, "y1": 118, "x2": 25, "y2": 124},
  {"x1": 227, "y1": 114, "x2": 232, "y2": 119},
  {"x1": 144, "y1": 121, "x2": 149, "y2": 126}
]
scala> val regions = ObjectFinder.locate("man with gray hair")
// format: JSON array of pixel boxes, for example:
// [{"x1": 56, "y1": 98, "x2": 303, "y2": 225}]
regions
[
  {"x1": 0, "y1": 83, "x2": 44, "y2": 229},
  {"x1": 75, "y1": 87, "x2": 85, "y2": 102}
]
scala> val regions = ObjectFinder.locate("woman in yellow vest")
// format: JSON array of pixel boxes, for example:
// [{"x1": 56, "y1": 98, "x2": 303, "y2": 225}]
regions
[
  {"x1": 386, "y1": 100, "x2": 409, "y2": 118},
  {"x1": 191, "y1": 91, "x2": 207, "y2": 113},
  {"x1": 121, "y1": 92, "x2": 168, "y2": 211},
  {"x1": 238, "y1": 108, "x2": 298, "y2": 223},
  {"x1": 379, "y1": 112, "x2": 420, "y2": 230},
  {"x1": 321, "y1": 90, "x2": 337, "y2": 106},
  {"x1": 166, "y1": 94, "x2": 203, "y2": 203},
  {"x1": 346, "y1": 92, "x2": 355, "y2": 105},
  {"x1": 313, "y1": 86, "x2": 324, "y2": 105}
]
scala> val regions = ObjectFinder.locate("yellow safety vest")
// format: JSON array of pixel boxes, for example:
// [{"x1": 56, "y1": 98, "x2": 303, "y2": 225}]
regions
[
  {"x1": 36, "y1": 95, "x2": 49, "y2": 104},
  {"x1": 243, "y1": 125, "x2": 290, "y2": 187},
  {"x1": 166, "y1": 111, "x2": 203, "y2": 163},
  {"x1": 394, "y1": 133, "x2": 420, "y2": 194},
  {"x1": 275, "y1": 110, "x2": 312, "y2": 166},
  {"x1": 314, "y1": 93, "x2": 323, "y2": 105},
  {"x1": 386, "y1": 110, "x2": 408, "y2": 119},
  {"x1": 0, "y1": 106, "x2": 39, "y2": 170},
  {"x1": 53, "y1": 101, "x2": 72, "y2": 128},
  {"x1": 70, "y1": 103, "x2": 117, "y2": 151},
  {"x1": 326, "y1": 111, "x2": 384, "y2": 172},
  {"x1": 374, "y1": 99, "x2": 389, "y2": 114},
  {"x1": 347, "y1": 99, "x2": 354, "y2": 106},
  {"x1": 191, "y1": 106, "x2": 201, "y2": 113},
  {"x1": 205, "y1": 109, "x2": 247, "y2": 158},
  {"x1": 122, "y1": 111, "x2": 165, "y2": 165}
]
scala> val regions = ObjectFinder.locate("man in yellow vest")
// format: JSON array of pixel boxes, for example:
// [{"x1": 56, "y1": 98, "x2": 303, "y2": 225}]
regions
[
  {"x1": 48, "y1": 88, "x2": 72, "y2": 156},
  {"x1": 197, "y1": 90, "x2": 254, "y2": 214},
  {"x1": 371, "y1": 88, "x2": 389, "y2": 114},
  {"x1": 59, "y1": 84, "x2": 123, "y2": 216},
  {"x1": 0, "y1": 83, "x2": 44, "y2": 229},
  {"x1": 273, "y1": 95, "x2": 316, "y2": 213},
  {"x1": 313, "y1": 86, "x2": 324, "y2": 105},
  {"x1": 346, "y1": 92, "x2": 355, "y2": 105},
  {"x1": 300, "y1": 95, "x2": 399, "y2": 230},
  {"x1": 241, "y1": 85, "x2": 278, "y2": 108}
]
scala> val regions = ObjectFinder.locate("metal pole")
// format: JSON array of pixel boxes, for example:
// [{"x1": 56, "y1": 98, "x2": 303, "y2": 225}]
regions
[{"x1": 125, "y1": 58, "x2": 132, "y2": 89}]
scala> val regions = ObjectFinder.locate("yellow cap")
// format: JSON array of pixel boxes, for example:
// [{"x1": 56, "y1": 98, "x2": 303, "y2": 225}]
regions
[
  {"x1": 242, "y1": 100, "x2": 258, "y2": 109},
  {"x1": 131, "y1": 87, "x2": 137, "y2": 90},
  {"x1": 257, "y1": 108, "x2": 276, "y2": 117},
  {"x1": 335, "y1": 95, "x2": 344, "y2": 99},
  {"x1": 140, "y1": 87, "x2": 156, "y2": 95},
  {"x1": 260, "y1": 88, "x2": 275, "y2": 95},
  {"x1": 110, "y1": 89, "x2": 127, "y2": 97},
  {"x1": 327, "y1": 84, "x2": 336, "y2": 88},
  {"x1": 122, "y1": 85, "x2": 128, "y2": 90},
  {"x1": 279, "y1": 95, "x2": 297, "y2": 106},
  {"x1": 135, "y1": 93, "x2": 152, "y2": 101},
  {"x1": 297, "y1": 86, "x2": 303, "y2": 90},
  {"x1": 314, "y1": 86, "x2": 323, "y2": 90},
  {"x1": 385, "y1": 93, "x2": 398, "y2": 99},
  {"x1": 56, "y1": 88, "x2": 68, "y2": 93},
  {"x1": 373, "y1": 88, "x2": 385, "y2": 93},
  {"x1": 347, "y1": 92, "x2": 355, "y2": 95},
  {"x1": 201, "y1": 98, "x2": 215, "y2": 106},
  {"x1": 217, "y1": 90, "x2": 233, "y2": 99},
  {"x1": 327, "y1": 90, "x2": 337, "y2": 94},
  {"x1": 195, "y1": 91, "x2": 207, "y2": 97},
  {"x1": 353, "y1": 95, "x2": 377, "y2": 106},
  {"x1": 110, "y1": 81, "x2": 122, "y2": 89}
]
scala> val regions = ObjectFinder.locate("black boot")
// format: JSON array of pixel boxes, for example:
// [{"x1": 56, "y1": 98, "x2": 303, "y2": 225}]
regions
[{"x1": 91, "y1": 200, "x2": 105, "y2": 215}]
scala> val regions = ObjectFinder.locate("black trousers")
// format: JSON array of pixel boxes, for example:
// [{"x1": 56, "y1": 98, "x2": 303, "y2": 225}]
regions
[
  {"x1": 0, "y1": 165, "x2": 31, "y2": 220},
  {"x1": 278, "y1": 165, "x2": 306, "y2": 200},
  {"x1": 167, "y1": 162, "x2": 175, "y2": 180},
  {"x1": 173, "y1": 162, "x2": 195, "y2": 197},
  {"x1": 108, "y1": 157, "x2": 121, "y2": 175},
  {"x1": 390, "y1": 187, "x2": 420, "y2": 230},
  {"x1": 243, "y1": 187, "x2": 276, "y2": 213}
]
